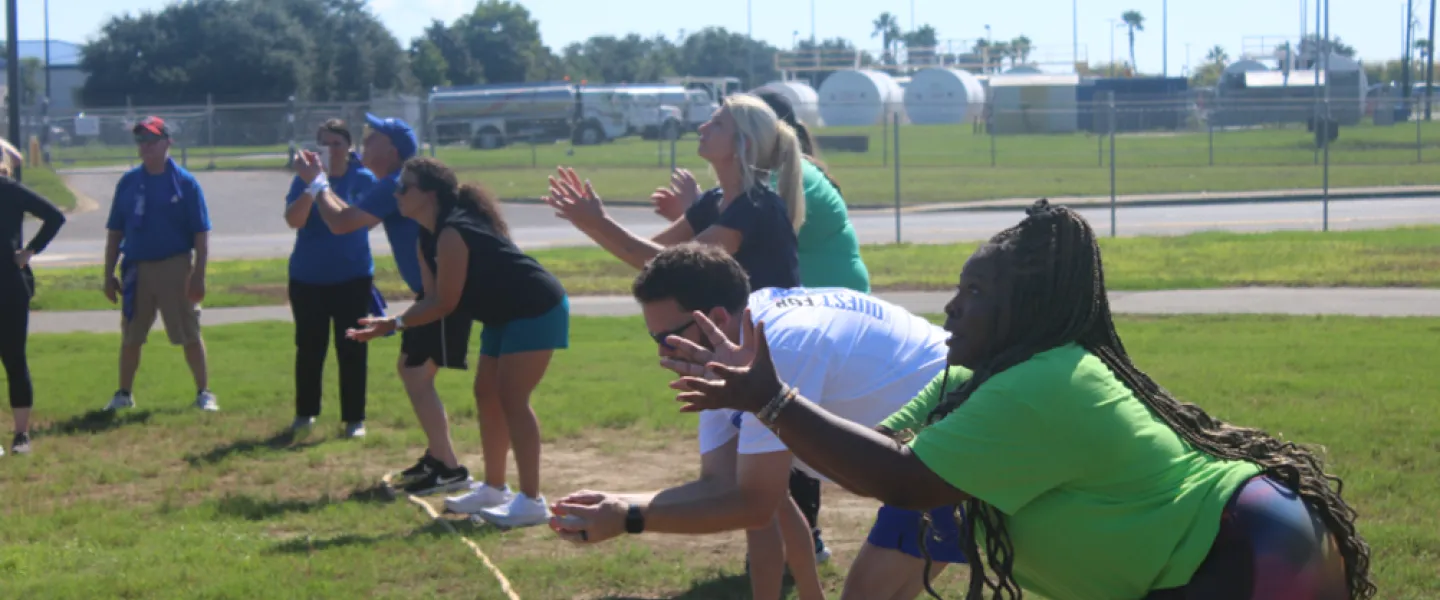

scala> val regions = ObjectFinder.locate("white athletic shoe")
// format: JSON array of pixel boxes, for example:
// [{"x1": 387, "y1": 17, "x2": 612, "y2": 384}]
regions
[
  {"x1": 290, "y1": 416, "x2": 316, "y2": 434},
  {"x1": 104, "y1": 391, "x2": 135, "y2": 411},
  {"x1": 476, "y1": 492, "x2": 550, "y2": 528},
  {"x1": 444, "y1": 483, "x2": 514, "y2": 514},
  {"x1": 195, "y1": 390, "x2": 219, "y2": 412}
]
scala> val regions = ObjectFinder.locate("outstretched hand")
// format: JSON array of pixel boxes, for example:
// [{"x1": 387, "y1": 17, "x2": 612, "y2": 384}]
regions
[
  {"x1": 345, "y1": 316, "x2": 397, "y2": 343},
  {"x1": 667, "y1": 313, "x2": 784, "y2": 414},
  {"x1": 294, "y1": 150, "x2": 324, "y2": 185},
  {"x1": 650, "y1": 168, "x2": 700, "y2": 221},
  {"x1": 543, "y1": 166, "x2": 607, "y2": 230},
  {"x1": 659, "y1": 308, "x2": 755, "y2": 380}
]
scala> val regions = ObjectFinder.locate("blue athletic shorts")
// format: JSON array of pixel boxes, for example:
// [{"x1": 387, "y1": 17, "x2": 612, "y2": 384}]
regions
[
  {"x1": 865, "y1": 504, "x2": 969, "y2": 564},
  {"x1": 479, "y1": 296, "x2": 571, "y2": 357}
]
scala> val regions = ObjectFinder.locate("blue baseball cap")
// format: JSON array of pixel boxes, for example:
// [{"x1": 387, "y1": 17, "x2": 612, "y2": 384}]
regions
[{"x1": 364, "y1": 113, "x2": 418, "y2": 161}]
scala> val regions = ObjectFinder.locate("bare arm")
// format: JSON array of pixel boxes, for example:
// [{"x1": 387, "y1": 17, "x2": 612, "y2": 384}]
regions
[
  {"x1": 191, "y1": 232, "x2": 209, "y2": 281},
  {"x1": 103, "y1": 230, "x2": 123, "y2": 278},
  {"x1": 284, "y1": 189, "x2": 318, "y2": 229},
  {"x1": 314, "y1": 188, "x2": 381, "y2": 235},
  {"x1": 764, "y1": 395, "x2": 970, "y2": 511},
  {"x1": 632, "y1": 448, "x2": 793, "y2": 534},
  {"x1": 394, "y1": 231, "x2": 464, "y2": 329}
]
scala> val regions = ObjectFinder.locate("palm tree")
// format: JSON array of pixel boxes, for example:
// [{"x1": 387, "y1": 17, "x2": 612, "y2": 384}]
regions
[
  {"x1": 1011, "y1": 35, "x2": 1033, "y2": 66},
  {"x1": 872, "y1": 12, "x2": 902, "y2": 64},
  {"x1": 1205, "y1": 45, "x2": 1228, "y2": 66},
  {"x1": 1122, "y1": 10, "x2": 1144, "y2": 72}
]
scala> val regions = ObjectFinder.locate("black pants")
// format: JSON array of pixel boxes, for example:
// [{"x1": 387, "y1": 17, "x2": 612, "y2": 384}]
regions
[
  {"x1": 0, "y1": 269, "x2": 33, "y2": 409},
  {"x1": 790, "y1": 468, "x2": 822, "y2": 534},
  {"x1": 288, "y1": 276, "x2": 372, "y2": 423}
]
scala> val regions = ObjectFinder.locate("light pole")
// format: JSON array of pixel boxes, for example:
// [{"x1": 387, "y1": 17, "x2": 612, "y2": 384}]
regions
[
  {"x1": 1073, "y1": 0, "x2": 1080, "y2": 69},
  {"x1": 1108, "y1": 18, "x2": 1118, "y2": 77},
  {"x1": 745, "y1": 0, "x2": 753, "y2": 87},
  {"x1": 6, "y1": 0, "x2": 21, "y2": 182},
  {"x1": 1427, "y1": 0, "x2": 1436, "y2": 120},
  {"x1": 810, "y1": 0, "x2": 815, "y2": 44},
  {"x1": 42, "y1": 0, "x2": 51, "y2": 165},
  {"x1": 1162, "y1": 0, "x2": 1168, "y2": 78}
]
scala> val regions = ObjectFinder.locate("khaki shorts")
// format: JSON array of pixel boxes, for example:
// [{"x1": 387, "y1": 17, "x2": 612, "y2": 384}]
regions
[{"x1": 121, "y1": 253, "x2": 202, "y2": 347}]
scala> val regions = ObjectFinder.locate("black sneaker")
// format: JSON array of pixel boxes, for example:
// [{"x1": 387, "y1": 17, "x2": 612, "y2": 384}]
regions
[
  {"x1": 393, "y1": 452, "x2": 438, "y2": 486},
  {"x1": 11, "y1": 432, "x2": 31, "y2": 455},
  {"x1": 403, "y1": 464, "x2": 472, "y2": 496}
]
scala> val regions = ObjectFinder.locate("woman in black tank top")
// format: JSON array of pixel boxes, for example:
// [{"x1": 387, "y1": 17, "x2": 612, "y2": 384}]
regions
[{"x1": 347, "y1": 157, "x2": 570, "y2": 528}]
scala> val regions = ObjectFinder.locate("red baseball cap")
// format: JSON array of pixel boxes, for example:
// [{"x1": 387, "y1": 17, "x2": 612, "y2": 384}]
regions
[{"x1": 133, "y1": 116, "x2": 169, "y2": 138}]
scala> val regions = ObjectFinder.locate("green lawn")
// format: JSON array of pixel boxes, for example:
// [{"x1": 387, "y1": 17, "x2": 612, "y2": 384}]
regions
[
  {"x1": 20, "y1": 166, "x2": 79, "y2": 211},
  {"x1": 0, "y1": 315, "x2": 1435, "y2": 598},
  {"x1": 28, "y1": 226, "x2": 1440, "y2": 312},
  {"x1": 50, "y1": 121, "x2": 1440, "y2": 206}
]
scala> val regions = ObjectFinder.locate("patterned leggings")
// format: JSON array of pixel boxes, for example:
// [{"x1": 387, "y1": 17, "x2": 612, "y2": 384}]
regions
[{"x1": 1147, "y1": 475, "x2": 1350, "y2": 600}]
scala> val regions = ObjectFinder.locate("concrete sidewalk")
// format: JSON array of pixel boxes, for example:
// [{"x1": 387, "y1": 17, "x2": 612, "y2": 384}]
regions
[{"x1": 26, "y1": 287, "x2": 1440, "y2": 335}]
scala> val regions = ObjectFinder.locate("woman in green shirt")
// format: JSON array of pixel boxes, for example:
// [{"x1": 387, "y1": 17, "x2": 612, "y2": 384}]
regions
[
  {"x1": 664, "y1": 200, "x2": 1374, "y2": 600},
  {"x1": 651, "y1": 94, "x2": 871, "y2": 294}
]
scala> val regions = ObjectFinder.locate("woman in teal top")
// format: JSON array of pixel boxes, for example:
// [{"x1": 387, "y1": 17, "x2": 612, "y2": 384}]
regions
[
  {"x1": 652, "y1": 94, "x2": 871, "y2": 294},
  {"x1": 666, "y1": 200, "x2": 1374, "y2": 600}
]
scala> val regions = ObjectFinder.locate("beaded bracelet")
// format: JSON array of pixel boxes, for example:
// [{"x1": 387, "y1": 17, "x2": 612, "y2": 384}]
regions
[{"x1": 758, "y1": 384, "x2": 798, "y2": 429}]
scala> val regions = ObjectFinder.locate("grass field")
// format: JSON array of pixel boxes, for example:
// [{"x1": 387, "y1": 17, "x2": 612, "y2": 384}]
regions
[
  {"x1": 28, "y1": 226, "x2": 1440, "y2": 312},
  {"x1": 21, "y1": 166, "x2": 79, "y2": 211},
  {"x1": 0, "y1": 315, "x2": 1435, "y2": 599},
  {"x1": 50, "y1": 121, "x2": 1440, "y2": 206}
]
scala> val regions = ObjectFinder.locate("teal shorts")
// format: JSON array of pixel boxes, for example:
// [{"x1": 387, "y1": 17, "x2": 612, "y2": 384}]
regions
[{"x1": 479, "y1": 296, "x2": 571, "y2": 358}]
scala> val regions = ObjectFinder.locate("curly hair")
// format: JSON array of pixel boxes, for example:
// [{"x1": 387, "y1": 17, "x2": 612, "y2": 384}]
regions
[{"x1": 915, "y1": 199, "x2": 1376, "y2": 600}]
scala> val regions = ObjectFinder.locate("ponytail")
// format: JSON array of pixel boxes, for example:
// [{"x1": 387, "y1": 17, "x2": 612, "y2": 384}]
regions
[
  {"x1": 772, "y1": 122, "x2": 806, "y2": 233},
  {"x1": 458, "y1": 183, "x2": 510, "y2": 240}
]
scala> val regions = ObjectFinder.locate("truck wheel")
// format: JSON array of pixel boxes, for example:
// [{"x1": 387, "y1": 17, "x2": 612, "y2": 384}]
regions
[
  {"x1": 573, "y1": 123, "x2": 604, "y2": 146},
  {"x1": 473, "y1": 127, "x2": 505, "y2": 150}
]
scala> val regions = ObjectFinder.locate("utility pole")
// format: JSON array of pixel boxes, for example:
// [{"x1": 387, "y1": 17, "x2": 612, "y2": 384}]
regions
[
  {"x1": 1404, "y1": 0, "x2": 1414, "y2": 101},
  {"x1": 6, "y1": 0, "x2": 21, "y2": 182},
  {"x1": 1073, "y1": 0, "x2": 1079, "y2": 69},
  {"x1": 43, "y1": 0, "x2": 52, "y2": 165},
  {"x1": 1108, "y1": 18, "x2": 1118, "y2": 77},
  {"x1": 1427, "y1": 0, "x2": 1437, "y2": 120},
  {"x1": 746, "y1": 0, "x2": 754, "y2": 88},
  {"x1": 1163, "y1": 0, "x2": 1168, "y2": 78}
]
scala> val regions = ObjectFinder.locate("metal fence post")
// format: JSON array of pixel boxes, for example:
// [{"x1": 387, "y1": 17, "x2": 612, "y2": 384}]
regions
[
  {"x1": 1417, "y1": 96, "x2": 1424, "y2": 163},
  {"x1": 286, "y1": 95, "x2": 297, "y2": 170},
  {"x1": 206, "y1": 93, "x2": 216, "y2": 170},
  {"x1": 989, "y1": 118, "x2": 997, "y2": 168},
  {"x1": 1322, "y1": 99, "x2": 1330, "y2": 232},
  {"x1": 893, "y1": 112, "x2": 902, "y2": 244},
  {"x1": 882, "y1": 116, "x2": 889, "y2": 167},
  {"x1": 1108, "y1": 92, "x2": 1117, "y2": 238},
  {"x1": 669, "y1": 135, "x2": 677, "y2": 172},
  {"x1": 1207, "y1": 119, "x2": 1214, "y2": 167}
]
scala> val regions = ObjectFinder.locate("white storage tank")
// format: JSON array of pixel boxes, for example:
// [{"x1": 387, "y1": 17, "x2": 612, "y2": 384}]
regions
[
  {"x1": 904, "y1": 68, "x2": 987, "y2": 125},
  {"x1": 817, "y1": 69, "x2": 906, "y2": 127},
  {"x1": 987, "y1": 73, "x2": 1081, "y2": 134},
  {"x1": 754, "y1": 80, "x2": 824, "y2": 128}
]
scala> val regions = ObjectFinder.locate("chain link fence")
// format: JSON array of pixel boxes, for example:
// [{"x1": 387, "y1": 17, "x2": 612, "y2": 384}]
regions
[{"x1": 5, "y1": 90, "x2": 1436, "y2": 237}]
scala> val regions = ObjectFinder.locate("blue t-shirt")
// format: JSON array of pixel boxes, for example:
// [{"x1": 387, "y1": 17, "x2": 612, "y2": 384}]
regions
[
  {"x1": 354, "y1": 171, "x2": 423, "y2": 294},
  {"x1": 105, "y1": 161, "x2": 212, "y2": 262},
  {"x1": 683, "y1": 185, "x2": 801, "y2": 290},
  {"x1": 285, "y1": 156, "x2": 377, "y2": 285}
]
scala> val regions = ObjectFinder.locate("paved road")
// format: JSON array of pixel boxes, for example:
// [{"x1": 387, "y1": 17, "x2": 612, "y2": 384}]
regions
[
  {"x1": 27, "y1": 288, "x2": 1440, "y2": 335},
  {"x1": 33, "y1": 170, "x2": 1440, "y2": 267}
]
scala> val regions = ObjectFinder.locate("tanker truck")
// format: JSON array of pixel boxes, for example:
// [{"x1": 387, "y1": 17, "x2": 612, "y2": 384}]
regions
[{"x1": 427, "y1": 82, "x2": 684, "y2": 150}]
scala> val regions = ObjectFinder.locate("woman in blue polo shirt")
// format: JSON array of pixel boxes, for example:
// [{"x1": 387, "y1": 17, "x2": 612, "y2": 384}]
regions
[{"x1": 283, "y1": 119, "x2": 378, "y2": 439}]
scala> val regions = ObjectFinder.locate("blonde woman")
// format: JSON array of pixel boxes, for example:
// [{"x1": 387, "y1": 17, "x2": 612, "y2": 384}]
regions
[
  {"x1": 0, "y1": 138, "x2": 66, "y2": 456},
  {"x1": 544, "y1": 94, "x2": 822, "y2": 599},
  {"x1": 545, "y1": 92, "x2": 805, "y2": 291}
]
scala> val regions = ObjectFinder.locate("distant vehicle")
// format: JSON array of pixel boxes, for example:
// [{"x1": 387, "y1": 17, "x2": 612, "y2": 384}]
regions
[{"x1": 427, "y1": 82, "x2": 684, "y2": 150}]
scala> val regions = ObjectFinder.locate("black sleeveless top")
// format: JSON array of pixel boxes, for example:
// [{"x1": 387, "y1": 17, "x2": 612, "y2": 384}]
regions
[{"x1": 418, "y1": 203, "x2": 566, "y2": 324}]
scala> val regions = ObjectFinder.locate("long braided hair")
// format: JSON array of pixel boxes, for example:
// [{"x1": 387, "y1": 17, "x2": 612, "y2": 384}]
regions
[{"x1": 914, "y1": 199, "x2": 1375, "y2": 600}]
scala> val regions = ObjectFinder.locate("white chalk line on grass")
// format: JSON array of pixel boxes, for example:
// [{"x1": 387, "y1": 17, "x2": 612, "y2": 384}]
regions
[{"x1": 383, "y1": 473, "x2": 521, "y2": 600}]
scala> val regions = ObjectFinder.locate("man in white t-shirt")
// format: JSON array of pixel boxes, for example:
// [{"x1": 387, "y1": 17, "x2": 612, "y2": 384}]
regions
[{"x1": 547, "y1": 243, "x2": 970, "y2": 600}]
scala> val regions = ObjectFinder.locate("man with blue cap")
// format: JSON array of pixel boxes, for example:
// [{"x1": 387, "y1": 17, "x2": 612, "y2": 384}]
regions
[{"x1": 305, "y1": 114, "x2": 474, "y2": 495}]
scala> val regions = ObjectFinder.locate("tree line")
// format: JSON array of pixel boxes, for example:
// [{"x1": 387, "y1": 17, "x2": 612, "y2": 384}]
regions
[{"x1": 75, "y1": 0, "x2": 1041, "y2": 108}]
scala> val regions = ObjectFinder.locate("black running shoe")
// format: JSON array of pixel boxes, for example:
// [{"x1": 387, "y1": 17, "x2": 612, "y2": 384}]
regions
[
  {"x1": 403, "y1": 464, "x2": 472, "y2": 496},
  {"x1": 11, "y1": 432, "x2": 31, "y2": 455},
  {"x1": 394, "y1": 452, "x2": 438, "y2": 486}
]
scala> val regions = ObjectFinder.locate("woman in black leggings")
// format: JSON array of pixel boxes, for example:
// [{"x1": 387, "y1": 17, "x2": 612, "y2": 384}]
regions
[{"x1": 0, "y1": 154, "x2": 67, "y2": 456}]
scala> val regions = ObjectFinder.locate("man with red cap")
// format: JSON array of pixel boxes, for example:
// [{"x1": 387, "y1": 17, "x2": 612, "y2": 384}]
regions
[{"x1": 101, "y1": 116, "x2": 217, "y2": 413}]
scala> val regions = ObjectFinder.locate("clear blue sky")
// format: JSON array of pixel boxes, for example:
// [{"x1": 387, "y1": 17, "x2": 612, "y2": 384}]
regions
[{"x1": 3, "y1": 0, "x2": 1416, "y2": 76}]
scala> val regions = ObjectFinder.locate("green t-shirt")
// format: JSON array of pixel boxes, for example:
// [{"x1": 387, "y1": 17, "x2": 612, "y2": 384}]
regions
[
  {"x1": 901, "y1": 344, "x2": 1262, "y2": 600},
  {"x1": 773, "y1": 159, "x2": 871, "y2": 293}
]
